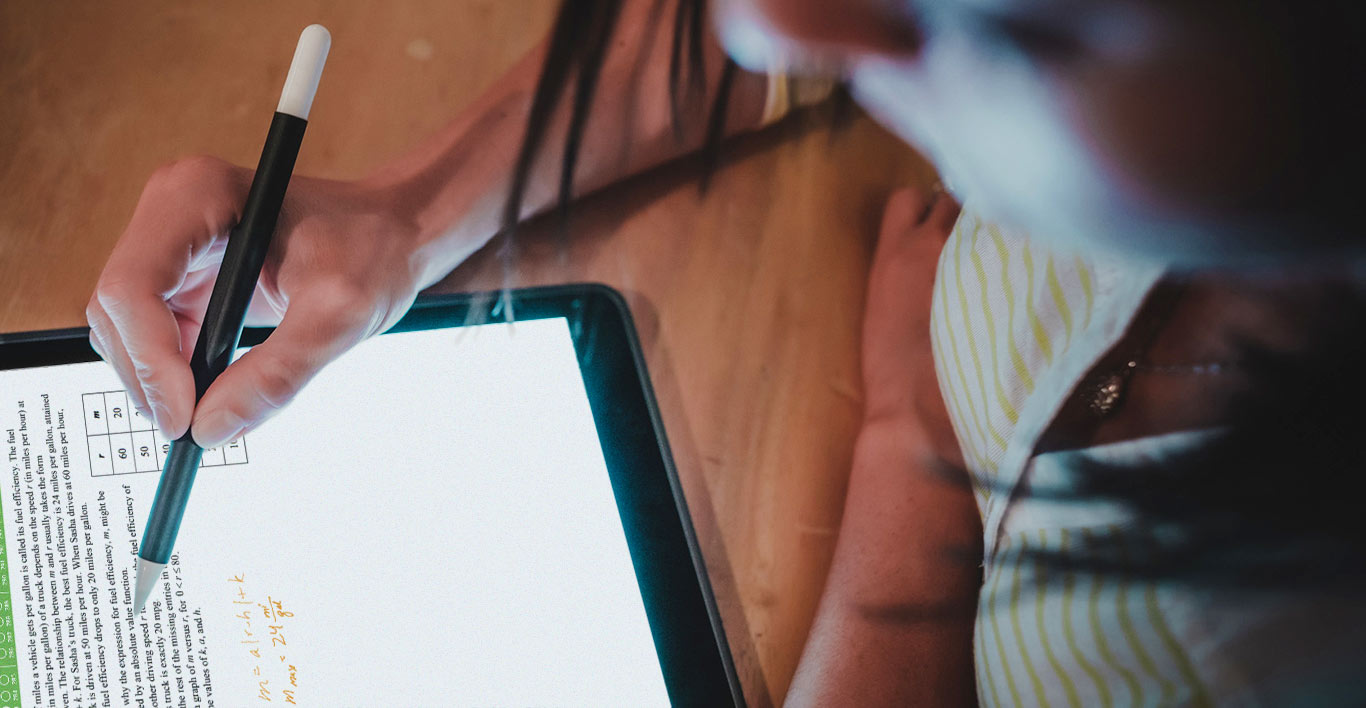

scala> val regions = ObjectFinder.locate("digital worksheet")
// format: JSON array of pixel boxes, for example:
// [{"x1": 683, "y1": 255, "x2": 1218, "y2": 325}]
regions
[{"x1": 0, "y1": 319, "x2": 670, "y2": 707}]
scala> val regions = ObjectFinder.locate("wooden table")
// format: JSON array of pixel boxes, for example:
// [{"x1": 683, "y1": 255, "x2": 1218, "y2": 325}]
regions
[{"x1": 0, "y1": 2, "x2": 933, "y2": 704}]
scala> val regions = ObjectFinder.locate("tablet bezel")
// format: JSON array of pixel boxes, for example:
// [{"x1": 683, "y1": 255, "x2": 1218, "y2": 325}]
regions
[{"x1": 0, "y1": 283, "x2": 744, "y2": 707}]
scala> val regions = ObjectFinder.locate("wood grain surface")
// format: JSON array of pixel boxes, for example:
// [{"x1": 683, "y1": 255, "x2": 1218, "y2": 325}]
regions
[{"x1": 0, "y1": 2, "x2": 935, "y2": 703}]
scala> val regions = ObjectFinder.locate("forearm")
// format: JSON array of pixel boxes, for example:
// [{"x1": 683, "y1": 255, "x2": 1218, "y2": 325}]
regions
[
  {"x1": 786, "y1": 414, "x2": 982, "y2": 706},
  {"x1": 364, "y1": 0, "x2": 767, "y2": 286}
]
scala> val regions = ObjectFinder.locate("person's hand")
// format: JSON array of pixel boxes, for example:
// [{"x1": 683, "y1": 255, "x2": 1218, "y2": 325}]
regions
[
  {"x1": 784, "y1": 189, "x2": 978, "y2": 706},
  {"x1": 87, "y1": 156, "x2": 432, "y2": 448},
  {"x1": 860, "y1": 186, "x2": 964, "y2": 468}
]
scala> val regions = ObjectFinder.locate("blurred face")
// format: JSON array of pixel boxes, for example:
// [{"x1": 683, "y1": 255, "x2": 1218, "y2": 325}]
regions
[{"x1": 715, "y1": 0, "x2": 1339, "y2": 265}]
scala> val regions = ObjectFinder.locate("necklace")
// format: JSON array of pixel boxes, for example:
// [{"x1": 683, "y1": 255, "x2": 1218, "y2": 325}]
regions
[
  {"x1": 1083, "y1": 281, "x2": 1236, "y2": 418},
  {"x1": 1087, "y1": 360, "x2": 1235, "y2": 416}
]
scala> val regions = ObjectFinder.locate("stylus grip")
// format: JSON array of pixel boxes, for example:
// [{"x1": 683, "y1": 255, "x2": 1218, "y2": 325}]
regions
[
  {"x1": 140, "y1": 437, "x2": 203, "y2": 564},
  {"x1": 188, "y1": 112, "x2": 306, "y2": 404}
]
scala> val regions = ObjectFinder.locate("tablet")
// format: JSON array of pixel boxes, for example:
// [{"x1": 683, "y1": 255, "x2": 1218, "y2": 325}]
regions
[{"x1": 0, "y1": 284, "x2": 742, "y2": 707}]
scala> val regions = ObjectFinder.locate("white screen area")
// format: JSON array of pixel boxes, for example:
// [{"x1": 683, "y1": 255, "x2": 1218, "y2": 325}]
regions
[{"x1": 0, "y1": 318, "x2": 671, "y2": 707}]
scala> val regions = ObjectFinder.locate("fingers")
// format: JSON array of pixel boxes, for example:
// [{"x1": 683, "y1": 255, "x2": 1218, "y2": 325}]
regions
[
  {"x1": 190, "y1": 281, "x2": 379, "y2": 448},
  {"x1": 865, "y1": 187, "x2": 931, "y2": 336},
  {"x1": 880, "y1": 186, "x2": 930, "y2": 239},
  {"x1": 93, "y1": 284, "x2": 199, "y2": 438},
  {"x1": 925, "y1": 187, "x2": 962, "y2": 233},
  {"x1": 86, "y1": 308, "x2": 153, "y2": 419},
  {"x1": 876, "y1": 186, "x2": 960, "y2": 254},
  {"x1": 861, "y1": 185, "x2": 958, "y2": 422},
  {"x1": 87, "y1": 157, "x2": 245, "y2": 439}
]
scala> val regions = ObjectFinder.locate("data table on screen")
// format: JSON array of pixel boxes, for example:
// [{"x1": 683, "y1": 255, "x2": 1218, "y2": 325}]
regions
[{"x1": 80, "y1": 390, "x2": 248, "y2": 477}]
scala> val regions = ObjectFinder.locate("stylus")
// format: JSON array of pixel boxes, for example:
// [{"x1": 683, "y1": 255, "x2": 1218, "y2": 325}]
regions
[{"x1": 133, "y1": 25, "x2": 330, "y2": 614}]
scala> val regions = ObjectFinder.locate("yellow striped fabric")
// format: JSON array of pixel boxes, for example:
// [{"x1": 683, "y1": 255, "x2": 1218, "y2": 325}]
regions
[
  {"x1": 929, "y1": 210, "x2": 1208, "y2": 706},
  {"x1": 974, "y1": 527, "x2": 1212, "y2": 707},
  {"x1": 931, "y1": 207, "x2": 1366, "y2": 705},
  {"x1": 930, "y1": 209, "x2": 1101, "y2": 515}
]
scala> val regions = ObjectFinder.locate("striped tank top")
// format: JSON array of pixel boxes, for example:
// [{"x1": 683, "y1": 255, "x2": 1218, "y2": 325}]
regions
[{"x1": 930, "y1": 208, "x2": 1366, "y2": 706}]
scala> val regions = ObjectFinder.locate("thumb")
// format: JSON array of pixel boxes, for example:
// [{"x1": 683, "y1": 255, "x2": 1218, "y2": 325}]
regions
[{"x1": 189, "y1": 287, "x2": 375, "y2": 448}]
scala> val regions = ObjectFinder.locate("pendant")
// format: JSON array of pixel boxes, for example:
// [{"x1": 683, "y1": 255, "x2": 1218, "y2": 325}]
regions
[{"x1": 1088, "y1": 373, "x2": 1126, "y2": 417}]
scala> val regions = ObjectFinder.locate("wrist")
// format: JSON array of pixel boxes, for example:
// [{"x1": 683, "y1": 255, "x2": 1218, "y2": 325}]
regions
[
  {"x1": 359, "y1": 158, "x2": 502, "y2": 290},
  {"x1": 360, "y1": 87, "x2": 535, "y2": 289}
]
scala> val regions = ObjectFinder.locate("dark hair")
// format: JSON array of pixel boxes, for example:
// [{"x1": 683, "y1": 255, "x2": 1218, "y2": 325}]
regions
[{"x1": 492, "y1": 0, "x2": 737, "y2": 312}]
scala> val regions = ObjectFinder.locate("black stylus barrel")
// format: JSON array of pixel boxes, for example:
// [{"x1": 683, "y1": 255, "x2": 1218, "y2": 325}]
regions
[
  {"x1": 139, "y1": 112, "x2": 307, "y2": 566},
  {"x1": 192, "y1": 113, "x2": 306, "y2": 398},
  {"x1": 140, "y1": 440, "x2": 204, "y2": 564}
]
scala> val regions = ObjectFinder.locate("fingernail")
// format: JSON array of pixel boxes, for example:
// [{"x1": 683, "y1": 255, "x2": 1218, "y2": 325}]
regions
[
  {"x1": 192, "y1": 411, "x2": 244, "y2": 449},
  {"x1": 149, "y1": 400, "x2": 173, "y2": 436}
]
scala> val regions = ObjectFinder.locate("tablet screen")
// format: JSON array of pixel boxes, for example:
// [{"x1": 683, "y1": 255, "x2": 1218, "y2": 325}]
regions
[{"x1": 0, "y1": 317, "x2": 671, "y2": 706}]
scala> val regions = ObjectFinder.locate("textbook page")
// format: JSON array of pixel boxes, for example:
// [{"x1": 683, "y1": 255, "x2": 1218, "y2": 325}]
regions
[{"x1": 0, "y1": 319, "x2": 670, "y2": 707}]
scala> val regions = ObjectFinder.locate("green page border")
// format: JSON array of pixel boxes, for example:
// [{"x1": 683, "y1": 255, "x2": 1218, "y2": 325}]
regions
[{"x1": 0, "y1": 494, "x2": 20, "y2": 707}]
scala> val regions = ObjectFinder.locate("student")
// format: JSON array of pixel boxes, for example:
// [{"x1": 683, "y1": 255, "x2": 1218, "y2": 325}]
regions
[{"x1": 88, "y1": 0, "x2": 1365, "y2": 704}]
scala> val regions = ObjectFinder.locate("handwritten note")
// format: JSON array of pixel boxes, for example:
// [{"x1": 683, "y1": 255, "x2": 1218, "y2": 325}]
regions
[{"x1": 229, "y1": 575, "x2": 298, "y2": 704}]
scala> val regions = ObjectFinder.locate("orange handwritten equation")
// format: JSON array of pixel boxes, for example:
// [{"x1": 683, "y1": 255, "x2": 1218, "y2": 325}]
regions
[{"x1": 229, "y1": 574, "x2": 300, "y2": 704}]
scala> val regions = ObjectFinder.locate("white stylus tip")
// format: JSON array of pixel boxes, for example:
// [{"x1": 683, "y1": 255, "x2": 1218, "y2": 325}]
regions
[
  {"x1": 277, "y1": 24, "x2": 331, "y2": 120},
  {"x1": 133, "y1": 557, "x2": 167, "y2": 614}
]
